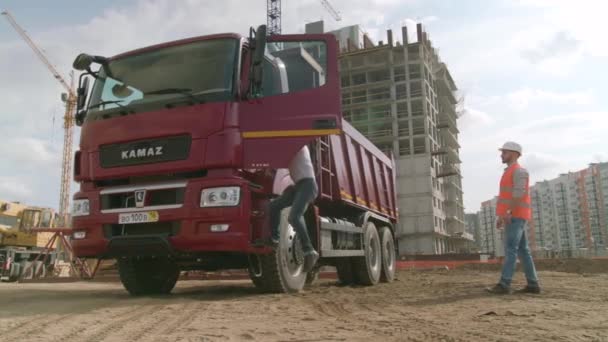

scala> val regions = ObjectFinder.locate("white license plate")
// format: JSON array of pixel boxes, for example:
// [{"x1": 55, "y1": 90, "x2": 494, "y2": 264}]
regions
[{"x1": 118, "y1": 211, "x2": 159, "y2": 225}]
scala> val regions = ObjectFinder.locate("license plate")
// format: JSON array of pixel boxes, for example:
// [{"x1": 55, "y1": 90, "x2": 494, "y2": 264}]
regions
[{"x1": 118, "y1": 211, "x2": 159, "y2": 225}]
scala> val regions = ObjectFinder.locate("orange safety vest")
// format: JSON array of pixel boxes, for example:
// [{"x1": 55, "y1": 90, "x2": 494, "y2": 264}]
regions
[{"x1": 496, "y1": 163, "x2": 531, "y2": 220}]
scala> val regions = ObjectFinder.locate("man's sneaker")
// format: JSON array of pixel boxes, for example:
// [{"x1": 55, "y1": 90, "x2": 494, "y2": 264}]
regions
[
  {"x1": 515, "y1": 286, "x2": 541, "y2": 294},
  {"x1": 486, "y1": 283, "x2": 513, "y2": 295},
  {"x1": 303, "y1": 250, "x2": 319, "y2": 273},
  {"x1": 253, "y1": 237, "x2": 279, "y2": 248}
]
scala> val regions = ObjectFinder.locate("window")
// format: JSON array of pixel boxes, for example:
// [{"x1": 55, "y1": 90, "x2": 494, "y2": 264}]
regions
[
  {"x1": 411, "y1": 99, "x2": 424, "y2": 117},
  {"x1": 396, "y1": 84, "x2": 407, "y2": 99},
  {"x1": 352, "y1": 107, "x2": 367, "y2": 121},
  {"x1": 265, "y1": 40, "x2": 327, "y2": 94},
  {"x1": 408, "y1": 45, "x2": 419, "y2": 60},
  {"x1": 397, "y1": 102, "x2": 409, "y2": 119},
  {"x1": 352, "y1": 73, "x2": 366, "y2": 85},
  {"x1": 341, "y1": 75, "x2": 351, "y2": 87},
  {"x1": 368, "y1": 69, "x2": 390, "y2": 83},
  {"x1": 352, "y1": 90, "x2": 366, "y2": 103},
  {"x1": 413, "y1": 137, "x2": 426, "y2": 154},
  {"x1": 394, "y1": 67, "x2": 406, "y2": 82},
  {"x1": 87, "y1": 38, "x2": 238, "y2": 120},
  {"x1": 412, "y1": 118, "x2": 425, "y2": 135},
  {"x1": 410, "y1": 81, "x2": 422, "y2": 97},
  {"x1": 399, "y1": 140, "x2": 411, "y2": 156},
  {"x1": 409, "y1": 64, "x2": 421, "y2": 79},
  {"x1": 369, "y1": 87, "x2": 390, "y2": 101},
  {"x1": 398, "y1": 121, "x2": 409, "y2": 137}
]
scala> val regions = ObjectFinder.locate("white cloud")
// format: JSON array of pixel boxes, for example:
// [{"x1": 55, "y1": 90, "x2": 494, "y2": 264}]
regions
[
  {"x1": 458, "y1": 106, "x2": 494, "y2": 131},
  {"x1": 505, "y1": 88, "x2": 594, "y2": 111},
  {"x1": 0, "y1": 177, "x2": 33, "y2": 202}
]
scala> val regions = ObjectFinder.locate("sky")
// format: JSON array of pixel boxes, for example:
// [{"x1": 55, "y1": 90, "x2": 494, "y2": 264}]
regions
[{"x1": 1, "y1": 0, "x2": 607, "y2": 213}]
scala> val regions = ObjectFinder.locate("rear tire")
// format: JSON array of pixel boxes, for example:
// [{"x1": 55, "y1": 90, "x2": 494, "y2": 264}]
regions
[
  {"x1": 379, "y1": 227, "x2": 396, "y2": 283},
  {"x1": 254, "y1": 208, "x2": 307, "y2": 293},
  {"x1": 335, "y1": 258, "x2": 356, "y2": 285},
  {"x1": 352, "y1": 222, "x2": 381, "y2": 286},
  {"x1": 117, "y1": 257, "x2": 179, "y2": 296}
]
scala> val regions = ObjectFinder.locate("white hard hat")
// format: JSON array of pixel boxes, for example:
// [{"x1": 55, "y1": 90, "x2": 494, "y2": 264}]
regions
[{"x1": 499, "y1": 141, "x2": 522, "y2": 155}]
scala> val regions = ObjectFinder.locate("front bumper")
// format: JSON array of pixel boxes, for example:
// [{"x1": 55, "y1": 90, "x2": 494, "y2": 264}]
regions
[{"x1": 71, "y1": 177, "x2": 270, "y2": 258}]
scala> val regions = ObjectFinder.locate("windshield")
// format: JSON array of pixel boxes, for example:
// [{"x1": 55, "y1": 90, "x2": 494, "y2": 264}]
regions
[{"x1": 86, "y1": 38, "x2": 239, "y2": 120}]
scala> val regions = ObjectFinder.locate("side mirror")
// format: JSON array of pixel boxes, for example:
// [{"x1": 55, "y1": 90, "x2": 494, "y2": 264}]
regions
[
  {"x1": 73, "y1": 53, "x2": 94, "y2": 71},
  {"x1": 75, "y1": 110, "x2": 86, "y2": 126},
  {"x1": 76, "y1": 76, "x2": 90, "y2": 111},
  {"x1": 249, "y1": 25, "x2": 267, "y2": 98}
]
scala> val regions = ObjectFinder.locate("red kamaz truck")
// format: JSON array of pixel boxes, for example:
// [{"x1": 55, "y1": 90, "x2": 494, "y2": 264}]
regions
[{"x1": 69, "y1": 25, "x2": 398, "y2": 295}]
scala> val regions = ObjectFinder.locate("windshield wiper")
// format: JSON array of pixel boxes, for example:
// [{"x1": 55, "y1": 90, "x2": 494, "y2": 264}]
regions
[
  {"x1": 88, "y1": 100, "x2": 134, "y2": 113},
  {"x1": 145, "y1": 88, "x2": 200, "y2": 102}
]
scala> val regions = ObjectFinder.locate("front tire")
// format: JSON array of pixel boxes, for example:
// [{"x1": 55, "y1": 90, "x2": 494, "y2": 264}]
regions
[
  {"x1": 117, "y1": 257, "x2": 179, "y2": 296},
  {"x1": 252, "y1": 208, "x2": 307, "y2": 293}
]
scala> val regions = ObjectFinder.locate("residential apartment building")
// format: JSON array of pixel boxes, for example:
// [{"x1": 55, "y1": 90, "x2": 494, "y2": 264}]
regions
[
  {"x1": 477, "y1": 198, "x2": 504, "y2": 257},
  {"x1": 478, "y1": 162, "x2": 608, "y2": 257},
  {"x1": 465, "y1": 213, "x2": 481, "y2": 250},
  {"x1": 308, "y1": 21, "x2": 471, "y2": 255},
  {"x1": 530, "y1": 163, "x2": 608, "y2": 255}
]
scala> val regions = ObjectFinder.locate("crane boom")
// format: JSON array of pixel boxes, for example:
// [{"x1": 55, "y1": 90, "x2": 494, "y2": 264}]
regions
[
  {"x1": 1, "y1": 10, "x2": 73, "y2": 95},
  {"x1": 2, "y1": 10, "x2": 75, "y2": 226},
  {"x1": 319, "y1": 0, "x2": 342, "y2": 21}
]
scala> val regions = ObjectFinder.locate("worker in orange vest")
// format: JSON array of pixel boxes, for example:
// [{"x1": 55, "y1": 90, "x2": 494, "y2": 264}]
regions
[{"x1": 487, "y1": 142, "x2": 540, "y2": 295}]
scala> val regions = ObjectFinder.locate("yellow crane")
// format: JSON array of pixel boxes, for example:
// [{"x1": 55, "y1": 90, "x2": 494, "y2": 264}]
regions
[{"x1": 1, "y1": 10, "x2": 75, "y2": 227}]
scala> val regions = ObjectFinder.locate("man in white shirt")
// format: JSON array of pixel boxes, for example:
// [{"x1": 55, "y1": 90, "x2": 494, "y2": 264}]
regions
[{"x1": 266, "y1": 145, "x2": 319, "y2": 273}]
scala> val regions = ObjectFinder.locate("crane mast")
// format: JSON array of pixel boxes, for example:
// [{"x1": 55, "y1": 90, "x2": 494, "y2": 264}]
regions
[{"x1": 2, "y1": 10, "x2": 75, "y2": 226}]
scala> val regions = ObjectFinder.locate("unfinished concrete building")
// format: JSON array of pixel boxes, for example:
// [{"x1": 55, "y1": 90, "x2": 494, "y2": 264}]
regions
[{"x1": 306, "y1": 22, "x2": 471, "y2": 255}]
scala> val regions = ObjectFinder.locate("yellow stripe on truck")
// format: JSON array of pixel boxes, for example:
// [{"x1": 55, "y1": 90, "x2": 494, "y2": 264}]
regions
[{"x1": 242, "y1": 129, "x2": 341, "y2": 138}]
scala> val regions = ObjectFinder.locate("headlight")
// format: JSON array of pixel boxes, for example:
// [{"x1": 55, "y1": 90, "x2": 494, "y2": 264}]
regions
[
  {"x1": 200, "y1": 187, "x2": 240, "y2": 207},
  {"x1": 72, "y1": 199, "x2": 90, "y2": 217}
]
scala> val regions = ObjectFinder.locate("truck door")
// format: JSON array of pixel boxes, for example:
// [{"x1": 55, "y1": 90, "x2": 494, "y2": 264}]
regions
[{"x1": 239, "y1": 34, "x2": 342, "y2": 168}]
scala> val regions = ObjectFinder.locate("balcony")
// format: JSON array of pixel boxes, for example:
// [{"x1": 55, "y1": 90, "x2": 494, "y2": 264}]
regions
[
  {"x1": 437, "y1": 164, "x2": 460, "y2": 178},
  {"x1": 431, "y1": 146, "x2": 461, "y2": 164},
  {"x1": 441, "y1": 129, "x2": 460, "y2": 148}
]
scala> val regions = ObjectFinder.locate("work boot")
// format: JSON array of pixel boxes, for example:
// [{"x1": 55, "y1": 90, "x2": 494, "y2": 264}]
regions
[
  {"x1": 303, "y1": 250, "x2": 319, "y2": 273},
  {"x1": 253, "y1": 237, "x2": 279, "y2": 248},
  {"x1": 515, "y1": 285, "x2": 541, "y2": 294},
  {"x1": 486, "y1": 283, "x2": 513, "y2": 295}
]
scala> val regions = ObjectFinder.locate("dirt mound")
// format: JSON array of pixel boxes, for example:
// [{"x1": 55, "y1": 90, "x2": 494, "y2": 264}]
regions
[{"x1": 458, "y1": 258, "x2": 608, "y2": 274}]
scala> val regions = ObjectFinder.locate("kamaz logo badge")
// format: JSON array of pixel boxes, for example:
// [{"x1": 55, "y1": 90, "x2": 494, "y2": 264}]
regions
[{"x1": 121, "y1": 147, "x2": 163, "y2": 160}]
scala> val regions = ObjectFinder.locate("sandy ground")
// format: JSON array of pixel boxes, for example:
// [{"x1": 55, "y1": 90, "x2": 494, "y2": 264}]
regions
[{"x1": 1, "y1": 264, "x2": 608, "y2": 342}]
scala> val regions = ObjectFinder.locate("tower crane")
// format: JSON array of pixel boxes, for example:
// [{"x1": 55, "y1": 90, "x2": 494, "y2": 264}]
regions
[
  {"x1": 267, "y1": 0, "x2": 342, "y2": 36},
  {"x1": 2, "y1": 10, "x2": 75, "y2": 227},
  {"x1": 319, "y1": 0, "x2": 342, "y2": 21}
]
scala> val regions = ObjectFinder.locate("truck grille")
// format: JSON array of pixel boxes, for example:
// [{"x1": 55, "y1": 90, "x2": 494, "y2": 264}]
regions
[
  {"x1": 100, "y1": 188, "x2": 185, "y2": 210},
  {"x1": 99, "y1": 135, "x2": 191, "y2": 168},
  {"x1": 99, "y1": 182, "x2": 187, "y2": 212}
]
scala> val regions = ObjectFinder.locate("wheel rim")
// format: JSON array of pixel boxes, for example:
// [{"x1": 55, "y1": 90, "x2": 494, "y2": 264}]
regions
[{"x1": 281, "y1": 223, "x2": 304, "y2": 277}]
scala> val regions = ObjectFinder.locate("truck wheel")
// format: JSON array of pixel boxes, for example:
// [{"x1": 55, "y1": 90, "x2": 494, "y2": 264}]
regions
[
  {"x1": 33, "y1": 261, "x2": 47, "y2": 279},
  {"x1": 257, "y1": 208, "x2": 307, "y2": 293},
  {"x1": 117, "y1": 257, "x2": 179, "y2": 296},
  {"x1": 247, "y1": 254, "x2": 266, "y2": 290},
  {"x1": 379, "y1": 227, "x2": 396, "y2": 283},
  {"x1": 335, "y1": 259, "x2": 356, "y2": 285},
  {"x1": 20, "y1": 262, "x2": 33, "y2": 280},
  {"x1": 352, "y1": 222, "x2": 381, "y2": 286}
]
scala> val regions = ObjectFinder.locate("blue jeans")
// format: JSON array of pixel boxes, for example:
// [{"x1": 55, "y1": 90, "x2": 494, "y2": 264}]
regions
[
  {"x1": 499, "y1": 218, "x2": 539, "y2": 288},
  {"x1": 269, "y1": 178, "x2": 318, "y2": 253}
]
